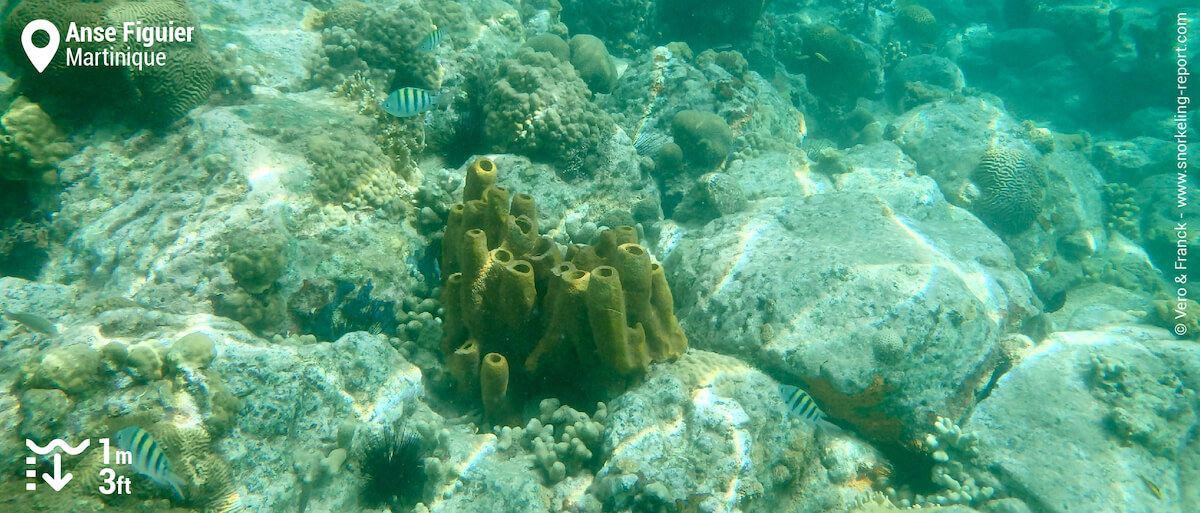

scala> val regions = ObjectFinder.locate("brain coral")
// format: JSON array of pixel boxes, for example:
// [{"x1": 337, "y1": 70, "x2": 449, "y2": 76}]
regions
[
  {"x1": 2, "y1": 0, "x2": 214, "y2": 124},
  {"x1": 484, "y1": 47, "x2": 614, "y2": 169},
  {"x1": 970, "y1": 148, "x2": 1046, "y2": 233}
]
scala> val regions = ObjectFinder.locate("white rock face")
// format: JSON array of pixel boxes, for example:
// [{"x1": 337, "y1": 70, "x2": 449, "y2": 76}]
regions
[
  {"x1": 667, "y1": 146, "x2": 1037, "y2": 439},
  {"x1": 967, "y1": 327, "x2": 1200, "y2": 513}
]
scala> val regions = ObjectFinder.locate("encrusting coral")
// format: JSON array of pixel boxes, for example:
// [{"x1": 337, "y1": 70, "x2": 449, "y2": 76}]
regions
[
  {"x1": 0, "y1": 96, "x2": 72, "y2": 184},
  {"x1": 483, "y1": 48, "x2": 615, "y2": 169},
  {"x1": 440, "y1": 157, "x2": 687, "y2": 425}
]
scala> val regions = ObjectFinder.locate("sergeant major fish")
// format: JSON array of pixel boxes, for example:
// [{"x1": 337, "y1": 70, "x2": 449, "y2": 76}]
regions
[
  {"x1": 417, "y1": 26, "x2": 442, "y2": 52},
  {"x1": 779, "y1": 384, "x2": 825, "y2": 423},
  {"x1": 113, "y1": 426, "x2": 187, "y2": 500},
  {"x1": 381, "y1": 87, "x2": 451, "y2": 118}
]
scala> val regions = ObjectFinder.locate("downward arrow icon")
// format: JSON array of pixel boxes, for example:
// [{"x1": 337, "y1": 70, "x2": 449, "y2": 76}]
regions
[{"x1": 42, "y1": 453, "x2": 72, "y2": 491}]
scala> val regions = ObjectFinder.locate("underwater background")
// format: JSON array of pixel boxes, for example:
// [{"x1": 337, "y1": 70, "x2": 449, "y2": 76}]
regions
[{"x1": 0, "y1": 0, "x2": 1198, "y2": 512}]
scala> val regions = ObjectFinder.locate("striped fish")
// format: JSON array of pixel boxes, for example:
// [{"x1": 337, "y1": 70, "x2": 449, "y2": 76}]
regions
[
  {"x1": 417, "y1": 26, "x2": 442, "y2": 52},
  {"x1": 381, "y1": 87, "x2": 451, "y2": 118},
  {"x1": 779, "y1": 384, "x2": 825, "y2": 422},
  {"x1": 113, "y1": 427, "x2": 186, "y2": 500}
]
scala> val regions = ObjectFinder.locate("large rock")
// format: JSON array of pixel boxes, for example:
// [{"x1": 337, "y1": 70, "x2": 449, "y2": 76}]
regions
[
  {"x1": 967, "y1": 326, "x2": 1200, "y2": 513},
  {"x1": 666, "y1": 145, "x2": 1038, "y2": 443},
  {"x1": 888, "y1": 98, "x2": 1134, "y2": 301}
]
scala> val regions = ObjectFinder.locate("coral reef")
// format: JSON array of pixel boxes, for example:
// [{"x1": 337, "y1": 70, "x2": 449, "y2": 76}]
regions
[
  {"x1": 656, "y1": 0, "x2": 764, "y2": 46},
  {"x1": 225, "y1": 233, "x2": 287, "y2": 295},
  {"x1": 673, "y1": 172, "x2": 748, "y2": 223},
  {"x1": 967, "y1": 148, "x2": 1046, "y2": 234},
  {"x1": 799, "y1": 25, "x2": 880, "y2": 106},
  {"x1": 671, "y1": 109, "x2": 733, "y2": 170},
  {"x1": 895, "y1": 5, "x2": 939, "y2": 44},
  {"x1": 21, "y1": 345, "x2": 105, "y2": 397},
  {"x1": 440, "y1": 158, "x2": 687, "y2": 422},
  {"x1": 884, "y1": 417, "x2": 996, "y2": 507},
  {"x1": 0, "y1": 96, "x2": 72, "y2": 184},
  {"x1": 1102, "y1": 182, "x2": 1140, "y2": 240},
  {"x1": 483, "y1": 48, "x2": 615, "y2": 169},
  {"x1": 2, "y1": 0, "x2": 215, "y2": 124},
  {"x1": 307, "y1": 3, "x2": 439, "y2": 90},
  {"x1": 495, "y1": 398, "x2": 606, "y2": 483},
  {"x1": 558, "y1": 0, "x2": 652, "y2": 53},
  {"x1": 568, "y1": 34, "x2": 619, "y2": 94},
  {"x1": 305, "y1": 113, "x2": 409, "y2": 212}
]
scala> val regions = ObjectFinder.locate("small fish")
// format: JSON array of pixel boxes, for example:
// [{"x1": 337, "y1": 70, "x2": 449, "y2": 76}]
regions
[
  {"x1": 796, "y1": 111, "x2": 807, "y2": 143},
  {"x1": 3, "y1": 311, "x2": 57, "y2": 335},
  {"x1": 813, "y1": 52, "x2": 830, "y2": 64},
  {"x1": 113, "y1": 427, "x2": 187, "y2": 500},
  {"x1": 779, "y1": 384, "x2": 825, "y2": 422},
  {"x1": 1043, "y1": 290, "x2": 1067, "y2": 313},
  {"x1": 416, "y1": 26, "x2": 442, "y2": 52},
  {"x1": 1138, "y1": 473, "x2": 1163, "y2": 499},
  {"x1": 381, "y1": 87, "x2": 451, "y2": 118}
]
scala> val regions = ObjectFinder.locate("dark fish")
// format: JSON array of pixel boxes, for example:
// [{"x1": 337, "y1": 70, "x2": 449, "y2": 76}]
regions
[
  {"x1": 779, "y1": 384, "x2": 825, "y2": 422},
  {"x1": 1043, "y1": 290, "x2": 1067, "y2": 313},
  {"x1": 4, "y1": 311, "x2": 57, "y2": 335},
  {"x1": 381, "y1": 87, "x2": 451, "y2": 118},
  {"x1": 113, "y1": 427, "x2": 186, "y2": 500}
]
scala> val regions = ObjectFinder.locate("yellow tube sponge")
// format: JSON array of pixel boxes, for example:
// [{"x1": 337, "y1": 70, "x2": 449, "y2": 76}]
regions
[
  {"x1": 464, "y1": 157, "x2": 498, "y2": 202},
  {"x1": 527, "y1": 263, "x2": 591, "y2": 373},
  {"x1": 482, "y1": 185, "x2": 511, "y2": 247},
  {"x1": 509, "y1": 193, "x2": 538, "y2": 232},
  {"x1": 442, "y1": 203, "x2": 465, "y2": 272},
  {"x1": 481, "y1": 352, "x2": 515, "y2": 426},
  {"x1": 448, "y1": 340, "x2": 481, "y2": 401},
  {"x1": 586, "y1": 266, "x2": 651, "y2": 375},
  {"x1": 648, "y1": 261, "x2": 688, "y2": 359},
  {"x1": 498, "y1": 259, "x2": 537, "y2": 329}
]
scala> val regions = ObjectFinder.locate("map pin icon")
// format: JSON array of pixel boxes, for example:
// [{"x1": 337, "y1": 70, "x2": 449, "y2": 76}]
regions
[{"x1": 21, "y1": 19, "x2": 59, "y2": 74}]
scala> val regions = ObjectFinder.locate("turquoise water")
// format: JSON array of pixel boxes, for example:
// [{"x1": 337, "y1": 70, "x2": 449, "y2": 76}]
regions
[{"x1": 0, "y1": 0, "x2": 1197, "y2": 512}]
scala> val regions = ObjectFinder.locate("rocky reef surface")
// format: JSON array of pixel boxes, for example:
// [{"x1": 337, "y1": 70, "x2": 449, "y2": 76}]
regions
[{"x1": 0, "y1": 0, "x2": 1196, "y2": 512}]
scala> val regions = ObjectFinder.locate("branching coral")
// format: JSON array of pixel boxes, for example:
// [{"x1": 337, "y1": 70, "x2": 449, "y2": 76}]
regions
[
  {"x1": 885, "y1": 417, "x2": 996, "y2": 508},
  {"x1": 496, "y1": 398, "x2": 607, "y2": 483},
  {"x1": 1103, "y1": 182, "x2": 1140, "y2": 239},
  {"x1": 440, "y1": 158, "x2": 686, "y2": 425}
]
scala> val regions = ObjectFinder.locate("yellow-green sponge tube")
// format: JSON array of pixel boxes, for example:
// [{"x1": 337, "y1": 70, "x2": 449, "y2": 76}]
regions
[
  {"x1": 586, "y1": 266, "x2": 650, "y2": 375},
  {"x1": 526, "y1": 236, "x2": 562, "y2": 289},
  {"x1": 441, "y1": 272, "x2": 467, "y2": 354},
  {"x1": 465, "y1": 157, "x2": 498, "y2": 202},
  {"x1": 463, "y1": 199, "x2": 488, "y2": 235},
  {"x1": 481, "y1": 352, "x2": 512, "y2": 426},
  {"x1": 649, "y1": 262, "x2": 688, "y2": 359},
  {"x1": 448, "y1": 339, "x2": 481, "y2": 401},
  {"x1": 615, "y1": 243, "x2": 652, "y2": 299},
  {"x1": 509, "y1": 193, "x2": 537, "y2": 232},
  {"x1": 613, "y1": 225, "x2": 638, "y2": 245},
  {"x1": 499, "y1": 259, "x2": 537, "y2": 329},
  {"x1": 527, "y1": 263, "x2": 590, "y2": 373},
  {"x1": 501, "y1": 215, "x2": 537, "y2": 257},
  {"x1": 443, "y1": 203, "x2": 465, "y2": 274},
  {"x1": 483, "y1": 186, "x2": 511, "y2": 248},
  {"x1": 460, "y1": 229, "x2": 490, "y2": 286}
]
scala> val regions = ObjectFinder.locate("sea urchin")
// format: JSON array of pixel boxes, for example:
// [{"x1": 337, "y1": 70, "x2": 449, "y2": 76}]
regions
[{"x1": 357, "y1": 427, "x2": 427, "y2": 511}]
